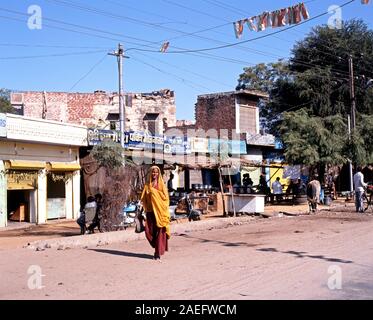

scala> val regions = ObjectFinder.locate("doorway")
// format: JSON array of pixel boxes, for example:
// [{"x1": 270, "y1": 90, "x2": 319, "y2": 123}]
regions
[{"x1": 7, "y1": 190, "x2": 30, "y2": 222}]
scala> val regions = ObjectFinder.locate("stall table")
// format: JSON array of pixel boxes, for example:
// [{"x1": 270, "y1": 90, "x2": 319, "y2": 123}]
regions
[{"x1": 225, "y1": 193, "x2": 265, "y2": 214}]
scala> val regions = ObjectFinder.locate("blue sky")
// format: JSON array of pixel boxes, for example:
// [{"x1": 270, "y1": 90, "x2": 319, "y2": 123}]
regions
[{"x1": 0, "y1": 0, "x2": 372, "y2": 120}]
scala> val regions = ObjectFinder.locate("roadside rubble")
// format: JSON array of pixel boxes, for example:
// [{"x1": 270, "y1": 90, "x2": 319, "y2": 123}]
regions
[{"x1": 25, "y1": 215, "x2": 262, "y2": 251}]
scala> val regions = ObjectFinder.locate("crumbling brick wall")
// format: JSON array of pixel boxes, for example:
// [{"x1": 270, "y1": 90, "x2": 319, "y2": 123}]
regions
[
  {"x1": 14, "y1": 89, "x2": 176, "y2": 133},
  {"x1": 195, "y1": 92, "x2": 259, "y2": 138},
  {"x1": 195, "y1": 93, "x2": 236, "y2": 138}
]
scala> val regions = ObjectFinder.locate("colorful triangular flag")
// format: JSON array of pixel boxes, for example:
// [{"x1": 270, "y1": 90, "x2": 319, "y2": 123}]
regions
[
  {"x1": 160, "y1": 42, "x2": 170, "y2": 53},
  {"x1": 233, "y1": 20, "x2": 244, "y2": 39}
]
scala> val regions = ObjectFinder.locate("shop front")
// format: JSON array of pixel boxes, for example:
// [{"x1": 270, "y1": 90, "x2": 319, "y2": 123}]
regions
[
  {"x1": 0, "y1": 113, "x2": 87, "y2": 228},
  {"x1": 4, "y1": 160, "x2": 44, "y2": 223},
  {"x1": 46, "y1": 162, "x2": 81, "y2": 220}
]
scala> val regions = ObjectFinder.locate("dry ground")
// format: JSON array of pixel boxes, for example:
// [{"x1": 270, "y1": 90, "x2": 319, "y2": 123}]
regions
[{"x1": 1, "y1": 203, "x2": 373, "y2": 300}]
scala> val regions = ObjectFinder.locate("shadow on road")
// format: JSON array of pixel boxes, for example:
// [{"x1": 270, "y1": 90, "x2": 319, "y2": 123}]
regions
[
  {"x1": 88, "y1": 249, "x2": 153, "y2": 260},
  {"x1": 176, "y1": 233, "x2": 261, "y2": 248},
  {"x1": 257, "y1": 247, "x2": 353, "y2": 264}
]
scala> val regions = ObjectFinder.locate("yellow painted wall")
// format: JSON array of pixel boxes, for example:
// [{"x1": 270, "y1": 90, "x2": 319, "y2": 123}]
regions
[
  {"x1": 240, "y1": 167, "x2": 261, "y2": 185},
  {"x1": 269, "y1": 166, "x2": 290, "y2": 193}
]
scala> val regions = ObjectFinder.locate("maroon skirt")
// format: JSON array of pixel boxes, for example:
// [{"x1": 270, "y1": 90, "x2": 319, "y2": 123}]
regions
[{"x1": 145, "y1": 212, "x2": 168, "y2": 257}]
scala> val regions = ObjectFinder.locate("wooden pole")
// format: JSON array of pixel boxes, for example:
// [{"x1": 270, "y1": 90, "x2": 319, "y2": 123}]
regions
[
  {"x1": 227, "y1": 165, "x2": 236, "y2": 217},
  {"x1": 218, "y1": 166, "x2": 227, "y2": 217}
]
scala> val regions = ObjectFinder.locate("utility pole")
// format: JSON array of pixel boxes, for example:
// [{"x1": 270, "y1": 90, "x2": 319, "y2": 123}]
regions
[
  {"x1": 108, "y1": 43, "x2": 129, "y2": 148},
  {"x1": 348, "y1": 55, "x2": 356, "y2": 193},
  {"x1": 349, "y1": 55, "x2": 356, "y2": 130},
  {"x1": 348, "y1": 115, "x2": 353, "y2": 193}
]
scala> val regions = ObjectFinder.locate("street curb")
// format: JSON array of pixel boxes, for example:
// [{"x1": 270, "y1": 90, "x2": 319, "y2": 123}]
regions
[{"x1": 25, "y1": 216, "x2": 259, "y2": 251}]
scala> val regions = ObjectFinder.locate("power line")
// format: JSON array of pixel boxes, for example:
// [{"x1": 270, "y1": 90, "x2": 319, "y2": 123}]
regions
[
  {"x1": 133, "y1": 0, "x2": 357, "y2": 54},
  {"x1": 2, "y1": 1, "x2": 359, "y2": 81},
  {"x1": 131, "y1": 56, "x2": 214, "y2": 93},
  {"x1": 201, "y1": 0, "x2": 319, "y2": 18},
  {"x1": 0, "y1": 8, "x2": 160, "y2": 49},
  {"x1": 2, "y1": 0, "x2": 366, "y2": 96},
  {"x1": 0, "y1": 49, "x2": 107, "y2": 60},
  {"x1": 0, "y1": 43, "x2": 109, "y2": 49},
  {"x1": 0, "y1": 12, "x2": 342, "y2": 80},
  {"x1": 44, "y1": 0, "x2": 349, "y2": 66},
  {"x1": 69, "y1": 54, "x2": 108, "y2": 91},
  {"x1": 45, "y1": 0, "x2": 229, "y2": 42},
  {"x1": 134, "y1": 51, "x2": 233, "y2": 89},
  {"x1": 102, "y1": 0, "x2": 188, "y2": 26}
]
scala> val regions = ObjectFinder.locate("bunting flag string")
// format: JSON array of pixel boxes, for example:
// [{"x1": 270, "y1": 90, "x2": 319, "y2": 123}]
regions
[{"x1": 233, "y1": 2, "x2": 310, "y2": 38}]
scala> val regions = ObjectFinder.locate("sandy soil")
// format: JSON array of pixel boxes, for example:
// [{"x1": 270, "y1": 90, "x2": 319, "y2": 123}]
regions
[
  {"x1": 0, "y1": 201, "x2": 315, "y2": 250},
  {"x1": 1, "y1": 206, "x2": 373, "y2": 300}
]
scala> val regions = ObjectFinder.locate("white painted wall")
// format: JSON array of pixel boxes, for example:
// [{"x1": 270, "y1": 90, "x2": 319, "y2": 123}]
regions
[
  {"x1": 29, "y1": 190, "x2": 37, "y2": 223},
  {"x1": 72, "y1": 171, "x2": 81, "y2": 219},
  {"x1": 65, "y1": 177, "x2": 73, "y2": 220},
  {"x1": 37, "y1": 169, "x2": 47, "y2": 224},
  {"x1": 0, "y1": 141, "x2": 79, "y2": 162}
]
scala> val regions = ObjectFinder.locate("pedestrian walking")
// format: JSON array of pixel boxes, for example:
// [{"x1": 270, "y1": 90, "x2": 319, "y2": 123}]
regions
[
  {"x1": 87, "y1": 193, "x2": 103, "y2": 233},
  {"x1": 354, "y1": 166, "x2": 367, "y2": 213},
  {"x1": 141, "y1": 166, "x2": 170, "y2": 261}
]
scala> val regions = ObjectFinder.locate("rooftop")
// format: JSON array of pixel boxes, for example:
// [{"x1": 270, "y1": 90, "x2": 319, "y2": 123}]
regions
[{"x1": 197, "y1": 89, "x2": 269, "y2": 100}]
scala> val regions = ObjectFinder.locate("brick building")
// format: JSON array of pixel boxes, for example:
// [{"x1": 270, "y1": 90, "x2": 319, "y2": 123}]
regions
[
  {"x1": 195, "y1": 90, "x2": 268, "y2": 136},
  {"x1": 190, "y1": 90, "x2": 273, "y2": 188},
  {"x1": 10, "y1": 89, "x2": 176, "y2": 134}
]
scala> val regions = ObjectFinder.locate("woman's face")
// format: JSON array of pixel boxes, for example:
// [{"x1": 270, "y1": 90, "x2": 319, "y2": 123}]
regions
[{"x1": 151, "y1": 168, "x2": 159, "y2": 181}]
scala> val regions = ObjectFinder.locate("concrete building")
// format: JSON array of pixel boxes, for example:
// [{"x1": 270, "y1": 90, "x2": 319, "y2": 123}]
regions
[
  {"x1": 10, "y1": 89, "x2": 176, "y2": 135},
  {"x1": 0, "y1": 113, "x2": 87, "y2": 228}
]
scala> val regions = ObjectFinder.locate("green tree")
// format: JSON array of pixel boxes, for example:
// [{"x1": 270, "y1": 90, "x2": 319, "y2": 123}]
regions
[
  {"x1": 90, "y1": 139, "x2": 133, "y2": 170},
  {"x1": 280, "y1": 109, "x2": 346, "y2": 166},
  {"x1": 0, "y1": 89, "x2": 17, "y2": 114},
  {"x1": 237, "y1": 19, "x2": 373, "y2": 166}
]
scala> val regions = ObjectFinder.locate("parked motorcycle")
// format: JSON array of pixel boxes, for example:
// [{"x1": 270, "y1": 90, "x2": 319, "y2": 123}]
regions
[
  {"x1": 186, "y1": 194, "x2": 202, "y2": 221},
  {"x1": 117, "y1": 200, "x2": 145, "y2": 231},
  {"x1": 169, "y1": 194, "x2": 201, "y2": 222}
]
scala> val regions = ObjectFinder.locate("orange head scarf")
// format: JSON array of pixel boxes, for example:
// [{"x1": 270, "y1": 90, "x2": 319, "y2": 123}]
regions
[{"x1": 141, "y1": 166, "x2": 170, "y2": 238}]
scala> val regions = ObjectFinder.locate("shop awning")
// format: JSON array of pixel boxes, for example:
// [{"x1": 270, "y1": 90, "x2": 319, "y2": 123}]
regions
[
  {"x1": 4, "y1": 160, "x2": 45, "y2": 170},
  {"x1": 46, "y1": 162, "x2": 81, "y2": 171}
]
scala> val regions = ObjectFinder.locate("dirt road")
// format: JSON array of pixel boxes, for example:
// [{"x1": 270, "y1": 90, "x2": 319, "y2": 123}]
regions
[{"x1": 1, "y1": 212, "x2": 373, "y2": 300}]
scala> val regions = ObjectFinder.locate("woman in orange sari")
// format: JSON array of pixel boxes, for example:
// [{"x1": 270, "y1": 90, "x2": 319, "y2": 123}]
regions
[{"x1": 141, "y1": 166, "x2": 170, "y2": 260}]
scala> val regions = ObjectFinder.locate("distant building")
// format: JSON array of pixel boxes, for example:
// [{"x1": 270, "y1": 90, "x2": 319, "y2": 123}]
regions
[{"x1": 10, "y1": 89, "x2": 176, "y2": 135}]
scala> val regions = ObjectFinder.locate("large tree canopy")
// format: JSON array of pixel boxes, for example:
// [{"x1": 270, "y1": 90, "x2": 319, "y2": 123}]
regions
[{"x1": 237, "y1": 19, "x2": 373, "y2": 166}]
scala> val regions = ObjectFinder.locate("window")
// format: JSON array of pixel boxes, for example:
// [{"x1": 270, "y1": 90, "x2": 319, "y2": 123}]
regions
[{"x1": 143, "y1": 113, "x2": 159, "y2": 135}]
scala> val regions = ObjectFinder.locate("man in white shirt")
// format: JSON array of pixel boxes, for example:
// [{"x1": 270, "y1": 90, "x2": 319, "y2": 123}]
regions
[
  {"x1": 353, "y1": 166, "x2": 367, "y2": 213},
  {"x1": 272, "y1": 177, "x2": 283, "y2": 202}
]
